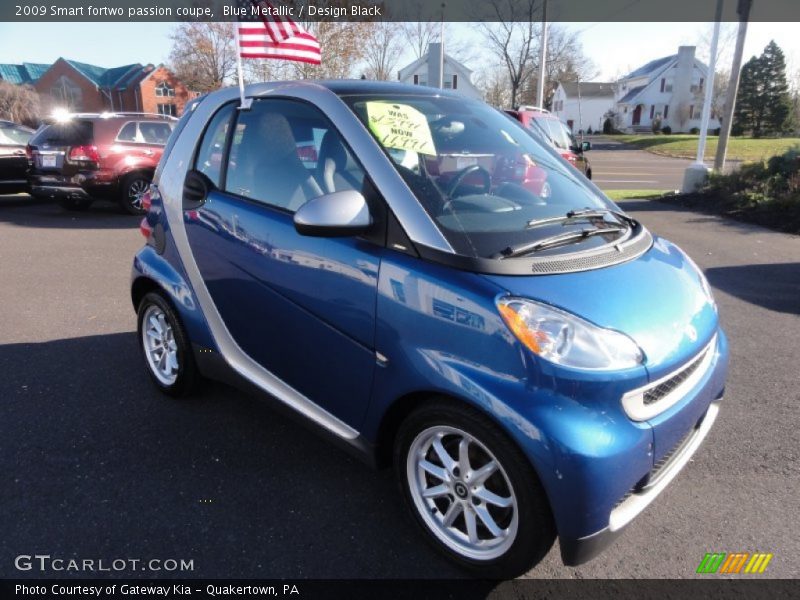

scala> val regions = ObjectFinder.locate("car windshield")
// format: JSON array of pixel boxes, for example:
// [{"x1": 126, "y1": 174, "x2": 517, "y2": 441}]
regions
[
  {"x1": 341, "y1": 94, "x2": 622, "y2": 259},
  {"x1": 0, "y1": 123, "x2": 32, "y2": 145},
  {"x1": 530, "y1": 117, "x2": 576, "y2": 151}
]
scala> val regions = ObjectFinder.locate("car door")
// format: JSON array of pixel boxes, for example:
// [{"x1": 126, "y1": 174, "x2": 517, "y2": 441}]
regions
[
  {"x1": 137, "y1": 120, "x2": 174, "y2": 166},
  {"x1": 183, "y1": 98, "x2": 381, "y2": 429},
  {"x1": 0, "y1": 123, "x2": 32, "y2": 189}
]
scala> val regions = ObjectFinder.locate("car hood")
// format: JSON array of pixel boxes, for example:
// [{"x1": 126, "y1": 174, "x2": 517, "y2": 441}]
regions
[{"x1": 483, "y1": 236, "x2": 718, "y2": 374}]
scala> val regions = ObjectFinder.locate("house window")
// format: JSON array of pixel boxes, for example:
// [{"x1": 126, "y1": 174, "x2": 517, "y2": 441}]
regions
[
  {"x1": 660, "y1": 78, "x2": 665, "y2": 92},
  {"x1": 452, "y1": 74, "x2": 457, "y2": 89},
  {"x1": 413, "y1": 74, "x2": 418, "y2": 85},
  {"x1": 650, "y1": 105, "x2": 655, "y2": 119},
  {"x1": 664, "y1": 104, "x2": 669, "y2": 119},
  {"x1": 444, "y1": 80, "x2": 452, "y2": 89},
  {"x1": 689, "y1": 105, "x2": 695, "y2": 119},
  {"x1": 157, "y1": 103, "x2": 177, "y2": 117},
  {"x1": 665, "y1": 81, "x2": 673, "y2": 92},
  {"x1": 699, "y1": 78, "x2": 704, "y2": 91},
  {"x1": 50, "y1": 75, "x2": 82, "y2": 109},
  {"x1": 155, "y1": 82, "x2": 175, "y2": 97}
]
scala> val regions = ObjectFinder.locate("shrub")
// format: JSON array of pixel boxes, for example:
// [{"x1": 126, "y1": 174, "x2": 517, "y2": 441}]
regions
[
  {"x1": 712, "y1": 127, "x2": 721, "y2": 136},
  {"x1": 661, "y1": 125, "x2": 672, "y2": 134},
  {"x1": 602, "y1": 118, "x2": 614, "y2": 134},
  {"x1": 587, "y1": 126, "x2": 593, "y2": 135},
  {"x1": 689, "y1": 127, "x2": 700, "y2": 134}
]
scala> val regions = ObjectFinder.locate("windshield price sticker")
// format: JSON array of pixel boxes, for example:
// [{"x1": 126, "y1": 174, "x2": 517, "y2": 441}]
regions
[{"x1": 366, "y1": 102, "x2": 436, "y2": 156}]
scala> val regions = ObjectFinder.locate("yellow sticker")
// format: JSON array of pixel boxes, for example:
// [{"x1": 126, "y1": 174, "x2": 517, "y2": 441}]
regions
[{"x1": 366, "y1": 102, "x2": 436, "y2": 156}]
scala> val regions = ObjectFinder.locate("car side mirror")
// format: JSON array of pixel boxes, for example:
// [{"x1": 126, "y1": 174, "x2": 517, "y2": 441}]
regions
[
  {"x1": 581, "y1": 141, "x2": 592, "y2": 152},
  {"x1": 294, "y1": 190, "x2": 372, "y2": 237},
  {"x1": 183, "y1": 169, "x2": 213, "y2": 209}
]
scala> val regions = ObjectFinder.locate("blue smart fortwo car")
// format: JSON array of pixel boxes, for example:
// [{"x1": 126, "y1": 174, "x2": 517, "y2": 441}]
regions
[{"x1": 131, "y1": 81, "x2": 728, "y2": 578}]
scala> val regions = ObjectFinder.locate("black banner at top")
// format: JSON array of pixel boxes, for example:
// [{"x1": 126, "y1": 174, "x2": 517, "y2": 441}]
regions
[{"x1": 2, "y1": 0, "x2": 800, "y2": 22}]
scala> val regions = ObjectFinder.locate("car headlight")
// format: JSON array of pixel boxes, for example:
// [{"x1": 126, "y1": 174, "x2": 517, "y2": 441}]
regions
[{"x1": 497, "y1": 297, "x2": 644, "y2": 370}]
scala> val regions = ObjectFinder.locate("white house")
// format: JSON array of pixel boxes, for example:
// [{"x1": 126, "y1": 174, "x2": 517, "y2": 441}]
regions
[
  {"x1": 397, "y1": 43, "x2": 480, "y2": 99},
  {"x1": 551, "y1": 81, "x2": 615, "y2": 133},
  {"x1": 615, "y1": 46, "x2": 720, "y2": 133}
]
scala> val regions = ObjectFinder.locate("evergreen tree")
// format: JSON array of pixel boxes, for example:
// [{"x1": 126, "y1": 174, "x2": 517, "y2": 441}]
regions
[
  {"x1": 760, "y1": 40, "x2": 794, "y2": 133},
  {"x1": 733, "y1": 41, "x2": 793, "y2": 137}
]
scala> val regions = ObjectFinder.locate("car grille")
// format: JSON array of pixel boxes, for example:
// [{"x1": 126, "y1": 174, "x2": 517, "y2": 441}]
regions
[
  {"x1": 643, "y1": 347, "x2": 709, "y2": 406},
  {"x1": 613, "y1": 410, "x2": 707, "y2": 510}
]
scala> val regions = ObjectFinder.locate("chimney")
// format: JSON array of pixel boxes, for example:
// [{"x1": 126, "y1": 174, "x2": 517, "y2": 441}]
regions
[
  {"x1": 428, "y1": 43, "x2": 443, "y2": 89},
  {"x1": 673, "y1": 46, "x2": 696, "y2": 119}
]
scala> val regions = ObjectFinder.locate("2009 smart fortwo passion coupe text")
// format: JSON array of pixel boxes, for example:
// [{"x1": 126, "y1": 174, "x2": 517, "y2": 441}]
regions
[{"x1": 131, "y1": 81, "x2": 728, "y2": 578}]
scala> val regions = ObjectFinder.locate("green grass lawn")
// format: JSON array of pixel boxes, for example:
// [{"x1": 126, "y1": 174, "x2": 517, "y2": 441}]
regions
[
  {"x1": 613, "y1": 134, "x2": 800, "y2": 162},
  {"x1": 603, "y1": 189, "x2": 670, "y2": 201}
]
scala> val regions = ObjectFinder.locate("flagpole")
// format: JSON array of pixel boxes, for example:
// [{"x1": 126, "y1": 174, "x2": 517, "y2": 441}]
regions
[{"x1": 233, "y1": 22, "x2": 252, "y2": 110}]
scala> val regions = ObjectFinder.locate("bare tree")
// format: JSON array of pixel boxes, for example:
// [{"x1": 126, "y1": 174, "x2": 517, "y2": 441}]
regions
[
  {"x1": 474, "y1": 67, "x2": 512, "y2": 108},
  {"x1": 168, "y1": 22, "x2": 237, "y2": 92},
  {"x1": 287, "y1": 21, "x2": 373, "y2": 80},
  {"x1": 0, "y1": 82, "x2": 42, "y2": 126},
  {"x1": 402, "y1": 21, "x2": 442, "y2": 59},
  {"x1": 362, "y1": 22, "x2": 405, "y2": 81},
  {"x1": 477, "y1": 0, "x2": 541, "y2": 108},
  {"x1": 519, "y1": 25, "x2": 597, "y2": 107}
]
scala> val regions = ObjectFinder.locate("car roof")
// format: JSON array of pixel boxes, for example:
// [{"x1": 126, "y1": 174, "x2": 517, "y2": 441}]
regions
[{"x1": 308, "y1": 79, "x2": 466, "y2": 99}]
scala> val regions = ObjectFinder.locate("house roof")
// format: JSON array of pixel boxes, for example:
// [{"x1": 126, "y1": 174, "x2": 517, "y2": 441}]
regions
[
  {"x1": 0, "y1": 62, "x2": 50, "y2": 85},
  {"x1": 397, "y1": 48, "x2": 473, "y2": 81},
  {"x1": 622, "y1": 55, "x2": 675, "y2": 80},
  {"x1": 63, "y1": 59, "x2": 145, "y2": 89},
  {"x1": 618, "y1": 85, "x2": 646, "y2": 104},
  {"x1": 559, "y1": 81, "x2": 615, "y2": 98}
]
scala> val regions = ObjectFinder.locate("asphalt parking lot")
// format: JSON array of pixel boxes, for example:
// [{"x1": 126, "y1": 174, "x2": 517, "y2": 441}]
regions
[
  {"x1": 0, "y1": 193, "x2": 798, "y2": 579},
  {"x1": 588, "y1": 137, "x2": 739, "y2": 192}
]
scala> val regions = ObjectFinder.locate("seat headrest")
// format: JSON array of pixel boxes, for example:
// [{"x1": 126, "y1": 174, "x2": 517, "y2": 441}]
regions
[
  {"x1": 243, "y1": 112, "x2": 298, "y2": 165},
  {"x1": 318, "y1": 130, "x2": 353, "y2": 171}
]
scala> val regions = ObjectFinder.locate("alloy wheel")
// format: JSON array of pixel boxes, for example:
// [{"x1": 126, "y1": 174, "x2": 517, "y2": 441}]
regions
[
  {"x1": 406, "y1": 425, "x2": 519, "y2": 561},
  {"x1": 141, "y1": 304, "x2": 179, "y2": 385},
  {"x1": 128, "y1": 179, "x2": 148, "y2": 211}
]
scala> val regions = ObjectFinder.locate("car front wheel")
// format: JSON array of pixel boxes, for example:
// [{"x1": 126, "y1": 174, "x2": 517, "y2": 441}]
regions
[
  {"x1": 395, "y1": 400, "x2": 555, "y2": 578},
  {"x1": 121, "y1": 173, "x2": 150, "y2": 215},
  {"x1": 137, "y1": 291, "x2": 198, "y2": 397}
]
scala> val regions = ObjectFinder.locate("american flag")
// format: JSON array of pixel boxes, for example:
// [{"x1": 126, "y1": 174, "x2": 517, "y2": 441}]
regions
[{"x1": 236, "y1": 0, "x2": 321, "y2": 65}]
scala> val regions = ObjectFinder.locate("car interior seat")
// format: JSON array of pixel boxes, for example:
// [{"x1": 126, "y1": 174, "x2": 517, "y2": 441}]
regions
[
  {"x1": 231, "y1": 112, "x2": 323, "y2": 211},
  {"x1": 315, "y1": 130, "x2": 364, "y2": 194}
]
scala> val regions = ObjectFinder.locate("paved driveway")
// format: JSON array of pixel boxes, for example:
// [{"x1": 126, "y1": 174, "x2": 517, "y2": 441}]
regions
[
  {"x1": 0, "y1": 194, "x2": 797, "y2": 579},
  {"x1": 586, "y1": 136, "x2": 737, "y2": 192}
]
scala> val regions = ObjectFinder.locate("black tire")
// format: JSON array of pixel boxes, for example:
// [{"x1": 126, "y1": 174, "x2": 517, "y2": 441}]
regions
[
  {"x1": 394, "y1": 399, "x2": 556, "y2": 579},
  {"x1": 120, "y1": 173, "x2": 151, "y2": 215},
  {"x1": 58, "y1": 196, "x2": 94, "y2": 211},
  {"x1": 586, "y1": 168, "x2": 593, "y2": 180},
  {"x1": 136, "y1": 291, "x2": 199, "y2": 397}
]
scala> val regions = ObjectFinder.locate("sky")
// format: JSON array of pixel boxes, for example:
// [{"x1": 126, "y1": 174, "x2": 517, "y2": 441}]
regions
[{"x1": 0, "y1": 21, "x2": 797, "y2": 83}]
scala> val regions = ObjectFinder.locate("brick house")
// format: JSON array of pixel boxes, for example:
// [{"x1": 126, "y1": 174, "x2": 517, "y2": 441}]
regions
[{"x1": 0, "y1": 58, "x2": 195, "y2": 117}]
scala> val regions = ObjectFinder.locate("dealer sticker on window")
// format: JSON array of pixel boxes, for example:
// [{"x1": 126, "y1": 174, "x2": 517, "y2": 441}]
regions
[{"x1": 366, "y1": 102, "x2": 436, "y2": 156}]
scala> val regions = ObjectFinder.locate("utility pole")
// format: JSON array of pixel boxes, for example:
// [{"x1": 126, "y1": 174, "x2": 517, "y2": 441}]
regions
[
  {"x1": 681, "y1": 0, "x2": 723, "y2": 191},
  {"x1": 536, "y1": 0, "x2": 548, "y2": 107},
  {"x1": 439, "y1": 3, "x2": 446, "y2": 89},
  {"x1": 714, "y1": 0, "x2": 752, "y2": 172}
]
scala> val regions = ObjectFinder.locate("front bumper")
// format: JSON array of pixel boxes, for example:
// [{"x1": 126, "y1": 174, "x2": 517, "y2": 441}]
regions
[{"x1": 560, "y1": 398, "x2": 722, "y2": 565}]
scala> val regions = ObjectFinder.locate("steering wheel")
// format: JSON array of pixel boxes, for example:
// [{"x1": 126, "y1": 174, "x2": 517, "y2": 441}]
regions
[{"x1": 446, "y1": 164, "x2": 492, "y2": 198}]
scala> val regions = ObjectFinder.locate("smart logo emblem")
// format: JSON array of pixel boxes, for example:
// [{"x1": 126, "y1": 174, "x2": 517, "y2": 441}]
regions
[{"x1": 696, "y1": 552, "x2": 774, "y2": 574}]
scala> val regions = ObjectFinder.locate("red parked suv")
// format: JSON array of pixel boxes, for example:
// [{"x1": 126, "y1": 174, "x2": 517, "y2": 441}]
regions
[
  {"x1": 506, "y1": 106, "x2": 592, "y2": 179},
  {"x1": 27, "y1": 112, "x2": 177, "y2": 214}
]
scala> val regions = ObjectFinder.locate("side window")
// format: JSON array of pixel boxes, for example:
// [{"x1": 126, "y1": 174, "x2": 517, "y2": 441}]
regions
[
  {"x1": 117, "y1": 122, "x2": 138, "y2": 142},
  {"x1": 194, "y1": 103, "x2": 236, "y2": 188},
  {"x1": 139, "y1": 122, "x2": 173, "y2": 145},
  {"x1": 224, "y1": 98, "x2": 365, "y2": 213}
]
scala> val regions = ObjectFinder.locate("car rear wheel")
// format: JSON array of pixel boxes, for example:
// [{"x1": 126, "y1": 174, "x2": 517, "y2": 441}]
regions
[
  {"x1": 58, "y1": 197, "x2": 94, "y2": 211},
  {"x1": 137, "y1": 291, "x2": 198, "y2": 397},
  {"x1": 395, "y1": 400, "x2": 555, "y2": 578},
  {"x1": 120, "y1": 173, "x2": 150, "y2": 215}
]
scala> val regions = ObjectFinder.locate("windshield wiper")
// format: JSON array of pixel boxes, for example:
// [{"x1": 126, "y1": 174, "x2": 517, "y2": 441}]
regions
[
  {"x1": 526, "y1": 208, "x2": 637, "y2": 229},
  {"x1": 496, "y1": 225, "x2": 627, "y2": 259}
]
